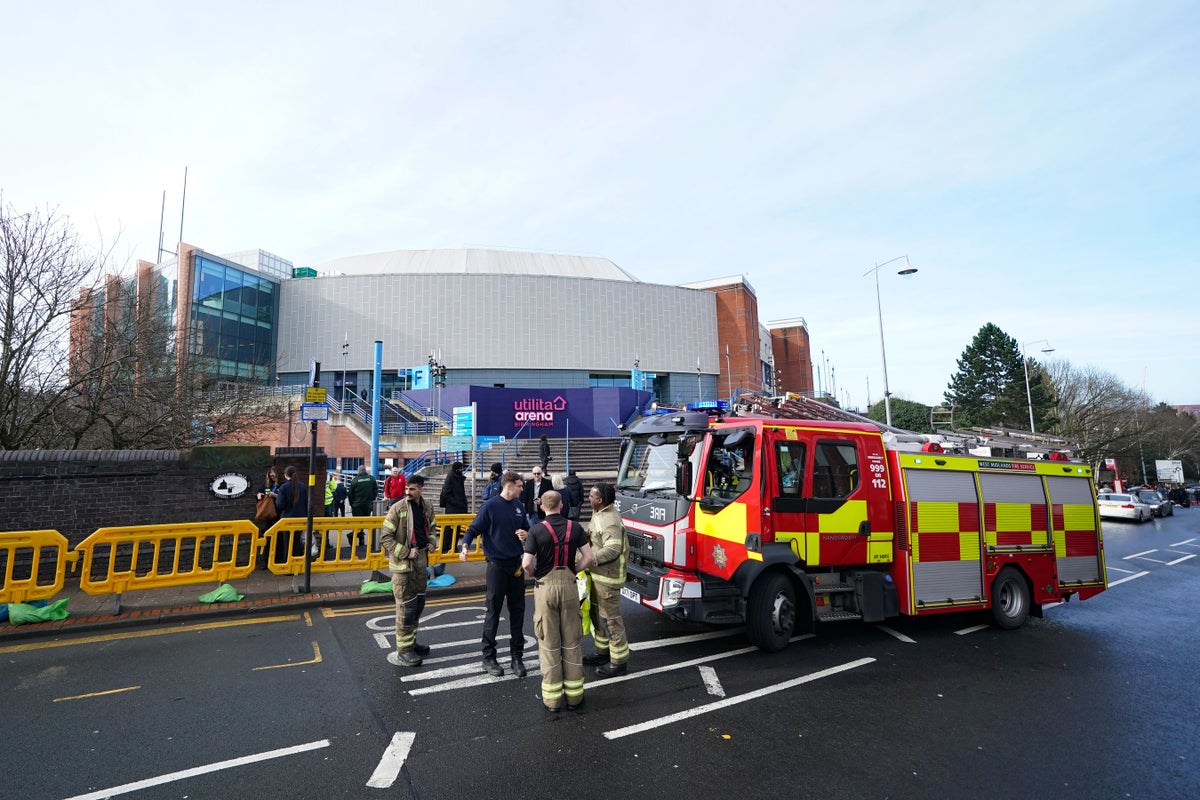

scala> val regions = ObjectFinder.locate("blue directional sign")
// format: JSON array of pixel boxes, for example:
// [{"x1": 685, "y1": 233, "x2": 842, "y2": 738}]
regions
[
  {"x1": 442, "y1": 435, "x2": 474, "y2": 451},
  {"x1": 476, "y1": 435, "x2": 506, "y2": 444}
]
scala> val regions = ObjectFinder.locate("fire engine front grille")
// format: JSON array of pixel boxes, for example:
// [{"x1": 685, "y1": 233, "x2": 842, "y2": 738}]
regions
[
  {"x1": 626, "y1": 529, "x2": 664, "y2": 567},
  {"x1": 624, "y1": 529, "x2": 666, "y2": 599}
]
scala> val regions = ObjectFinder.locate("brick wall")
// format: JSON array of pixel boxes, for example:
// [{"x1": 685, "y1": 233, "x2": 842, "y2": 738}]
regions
[{"x1": 0, "y1": 445, "x2": 326, "y2": 547}]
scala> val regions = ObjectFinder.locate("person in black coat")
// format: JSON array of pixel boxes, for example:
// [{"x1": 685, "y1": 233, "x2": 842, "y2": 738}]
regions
[
  {"x1": 539, "y1": 434, "x2": 552, "y2": 471},
  {"x1": 521, "y1": 466, "x2": 554, "y2": 521},
  {"x1": 439, "y1": 461, "x2": 469, "y2": 514},
  {"x1": 273, "y1": 465, "x2": 308, "y2": 559}
]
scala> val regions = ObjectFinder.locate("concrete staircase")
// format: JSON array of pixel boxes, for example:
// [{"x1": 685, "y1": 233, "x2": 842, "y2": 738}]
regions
[{"x1": 421, "y1": 437, "x2": 622, "y2": 516}]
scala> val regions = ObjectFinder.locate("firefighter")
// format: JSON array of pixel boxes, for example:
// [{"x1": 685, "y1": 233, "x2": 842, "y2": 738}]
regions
[
  {"x1": 522, "y1": 490, "x2": 594, "y2": 712},
  {"x1": 582, "y1": 482, "x2": 631, "y2": 677},
  {"x1": 380, "y1": 475, "x2": 438, "y2": 667}
]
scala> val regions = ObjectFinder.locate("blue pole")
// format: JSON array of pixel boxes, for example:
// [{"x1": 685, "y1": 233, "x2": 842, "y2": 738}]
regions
[{"x1": 370, "y1": 340, "x2": 382, "y2": 478}]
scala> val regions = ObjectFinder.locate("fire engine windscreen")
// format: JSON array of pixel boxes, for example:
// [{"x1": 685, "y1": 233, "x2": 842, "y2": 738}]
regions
[{"x1": 618, "y1": 433, "x2": 703, "y2": 494}]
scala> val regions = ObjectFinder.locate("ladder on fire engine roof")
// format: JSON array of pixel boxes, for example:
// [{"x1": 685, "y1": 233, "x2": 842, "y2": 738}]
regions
[
  {"x1": 733, "y1": 391, "x2": 1080, "y2": 458},
  {"x1": 733, "y1": 391, "x2": 963, "y2": 451}
]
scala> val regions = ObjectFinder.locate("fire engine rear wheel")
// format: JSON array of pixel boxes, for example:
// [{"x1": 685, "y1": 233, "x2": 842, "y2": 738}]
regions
[
  {"x1": 990, "y1": 568, "x2": 1031, "y2": 630},
  {"x1": 747, "y1": 572, "x2": 796, "y2": 652}
]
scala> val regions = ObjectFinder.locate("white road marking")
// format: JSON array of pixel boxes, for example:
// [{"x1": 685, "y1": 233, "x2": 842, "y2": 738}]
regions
[
  {"x1": 1169, "y1": 538, "x2": 1197, "y2": 547},
  {"x1": 1105, "y1": 565, "x2": 1137, "y2": 574},
  {"x1": 399, "y1": 662, "x2": 485, "y2": 681},
  {"x1": 955, "y1": 624, "x2": 990, "y2": 635},
  {"x1": 1107, "y1": 571, "x2": 1151, "y2": 587},
  {"x1": 1124, "y1": 549, "x2": 1157, "y2": 560},
  {"x1": 628, "y1": 629, "x2": 744, "y2": 650},
  {"x1": 1167, "y1": 554, "x2": 1197, "y2": 566},
  {"x1": 1135, "y1": 557, "x2": 1168, "y2": 564},
  {"x1": 602, "y1": 658, "x2": 875, "y2": 740},
  {"x1": 699, "y1": 666, "x2": 725, "y2": 697},
  {"x1": 387, "y1": 635, "x2": 536, "y2": 668},
  {"x1": 588, "y1": 635, "x2": 813, "y2": 689},
  {"x1": 1042, "y1": 601, "x2": 1064, "y2": 611},
  {"x1": 60, "y1": 740, "x2": 330, "y2": 800},
  {"x1": 366, "y1": 732, "x2": 416, "y2": 790},
  {"x1": 877, "y1": 625, "x2": 916, "y2": 643}
]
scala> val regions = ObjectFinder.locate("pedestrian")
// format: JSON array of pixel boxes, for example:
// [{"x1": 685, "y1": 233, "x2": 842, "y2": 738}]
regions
[
  {"x1": 380, "y1": 475, "x2": 438, "y2": 667},
  {"x1": 522, "y1": 465, "x2": 553, "y2": 522},
  {"x1": 325, "y1": 473, "x2": 339, "y2": 516},
  {"x1": 383, "y1": 467, "x2": 407, "y2": 504},
  {"x1": 563, "y1": 470, "x2": 584, "y2": 520},
  {"x1": 582, "y1": 482, "x2": 630, "y2": 677},
  {"x1": 459, "y1": 470, "x2": 531, "y2": 678},
  {"x1": 539, "y1": 434, "x2": 552, "y2": 471},
  {"x1": 333, "y1": 477, "x2": 348, "y2": 516},
  {"x1": 255, "y1": 468, "x2": 280, "y2": 569},
  {"x1": 551, "y1": 474, "x2": 573, "y2": 519},
  {"x1": 439, "y1": 461, "x2": 469, "y2": 514},
  {"x1": 348, "y1": 465, "x2": 378, "y2": 548},
  {"x1": 273, "y1": 465, "x2": 309, "y2": 560},
  {"x1": 481, "y1": 462, "x2": 503, "y2": 501},
  {"x1": 522, "y1": 490, "x2": 594, "y2": 712}
]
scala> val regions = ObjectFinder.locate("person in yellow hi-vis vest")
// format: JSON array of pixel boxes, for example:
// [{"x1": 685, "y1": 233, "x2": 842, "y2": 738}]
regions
[
  {"x1": 582, "y1": 482, "x2": 630, "y2": 677},
  {"x1": 380, "y1": 475, "x2": 438, "y2": 667}
]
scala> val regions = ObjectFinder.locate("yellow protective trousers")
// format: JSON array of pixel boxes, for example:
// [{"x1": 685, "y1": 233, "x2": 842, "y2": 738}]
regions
[
  {"x1": 533, "y1": 568, "x2": 585, "y2": 709},
  {"x1": 588, "y1": 579, "x2": 629, "y2": 665},
  {"x1": 391, "y1": 550, "x2": 429, "y2": 653}
]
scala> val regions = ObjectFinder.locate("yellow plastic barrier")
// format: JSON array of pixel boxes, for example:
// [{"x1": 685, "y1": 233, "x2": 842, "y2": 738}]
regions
[
  {"x1": 262, "y1": 516, "x2": 388, "y2": 575},
  {"x1": 0, "y1": 530, "x2": 71, "y2": 604},
  {"x1": 263, "y1": 513, "x2": 488, "y2": 574},
  {"x1": 75, "y1": 520, "x2": 260, "y2": 597}
]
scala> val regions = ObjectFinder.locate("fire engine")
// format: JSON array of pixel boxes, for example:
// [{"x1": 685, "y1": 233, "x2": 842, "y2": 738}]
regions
[{"x1": 617, "y1": 392, "x2": 1107, "y2": 651}]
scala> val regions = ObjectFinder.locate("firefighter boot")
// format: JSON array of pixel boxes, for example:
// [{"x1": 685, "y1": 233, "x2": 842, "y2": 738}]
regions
[
  {"x1": 397, "y1": 650, "x2": 423, "y2": 667},
  {"x1": 582, "y1": 652, "x2": 607, "y2": 666},
  {"x1": 596, "y1": 662, "x2": 627, "y2": 678}
]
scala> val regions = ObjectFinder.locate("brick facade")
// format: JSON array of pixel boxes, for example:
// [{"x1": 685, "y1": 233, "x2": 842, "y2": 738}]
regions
[{"x1": 0, "y1": 445, "x2": 325, "y2": 547}]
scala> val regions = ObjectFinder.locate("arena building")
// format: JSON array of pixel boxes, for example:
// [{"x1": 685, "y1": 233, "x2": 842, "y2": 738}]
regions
[{"x1": 74, "y1": 243, "x2": 814, "y2": 444}]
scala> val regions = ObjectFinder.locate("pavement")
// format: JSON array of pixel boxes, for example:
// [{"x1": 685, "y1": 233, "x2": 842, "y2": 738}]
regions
[{"x1": 0, "y1": 558, "x2": 490, "y2": 643}]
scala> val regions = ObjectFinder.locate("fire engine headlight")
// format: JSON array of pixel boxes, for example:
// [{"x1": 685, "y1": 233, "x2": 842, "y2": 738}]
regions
[{"x1": 662, "y1": 577, "x2": 685, "y2": 608}]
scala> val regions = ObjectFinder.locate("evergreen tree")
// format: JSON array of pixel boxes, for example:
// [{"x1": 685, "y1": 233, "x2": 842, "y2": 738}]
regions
[
  {"x1": 866, "y1": 398, "x2": 933, "y2": 432},
  {"x1": 944, "y1": 323, "x2": 1028, "y2": 428}
]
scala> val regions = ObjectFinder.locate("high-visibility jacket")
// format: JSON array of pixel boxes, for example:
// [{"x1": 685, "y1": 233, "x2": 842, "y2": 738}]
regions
[
  {"x1": 325, "y1": 477, "x2": 338, "y2": 506},
  {"x1": 380, "y1": 496, "x2": 438, "y2": 572},
  {"x1": 586, "y1": 505, "x2": 627, "y2": 586}
]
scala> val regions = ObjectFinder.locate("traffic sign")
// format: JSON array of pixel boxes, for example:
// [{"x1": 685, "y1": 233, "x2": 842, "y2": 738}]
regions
[
  {"x1": 306, "y1": 387, "x2": 327, "y2": 403},
  {"x1": 301, "y1": 402, "x2": 329, "y2": 421}
]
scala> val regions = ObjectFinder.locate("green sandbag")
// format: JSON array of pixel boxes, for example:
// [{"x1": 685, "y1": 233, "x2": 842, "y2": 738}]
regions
[
  {"x1": 198, "y1": 583, "x2": 244, "y2": 603},
  {"x1": 7, "y1": 598, "x2": 70, "y2": 625},
  {"x1": 360, "y1": 580, "x2": 393, "y2": 594}
]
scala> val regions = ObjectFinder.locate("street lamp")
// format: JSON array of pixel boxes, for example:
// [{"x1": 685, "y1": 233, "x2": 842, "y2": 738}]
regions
[
  {"x1": 340, "y1": 334, "x2": 349, "y2": 406},
  {"x1": 864, "y1": 256, "x2": 918, "y2": 427},
  {"x1": 1021, "y1": 339, "x2": 1055, "y2": 434},
  {"x1": 724, "y1": 345, "x2": 732, "y2": 404}
]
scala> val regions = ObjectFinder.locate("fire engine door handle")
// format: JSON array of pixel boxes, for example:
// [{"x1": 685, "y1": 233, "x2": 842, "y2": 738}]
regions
[{"x1": 858, "y1": 521, "x2": 871, "y2": 537}]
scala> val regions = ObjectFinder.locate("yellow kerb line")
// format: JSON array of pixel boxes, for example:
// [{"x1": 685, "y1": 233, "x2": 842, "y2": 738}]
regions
[
  {"x1": 253, "y1": 641, "x2": 322, "y2": 671},
  {"x1": 54, "y1": 685, "x2": 141, "y2": 703},
  {"x1": 0, "y1": 614, "x2": 303, "y2": 655}
]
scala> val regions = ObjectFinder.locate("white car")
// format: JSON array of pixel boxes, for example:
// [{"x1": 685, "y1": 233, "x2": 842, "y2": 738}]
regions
[
  {"x1": 1134, "y1": 489, "x2": 1174, "y2": 518},
  {"x1": 1096, "y1": 492, "x2": 1153, "y2": 522}
]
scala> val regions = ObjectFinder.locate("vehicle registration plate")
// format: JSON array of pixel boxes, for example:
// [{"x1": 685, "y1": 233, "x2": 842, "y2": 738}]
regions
[{"x1": 620, "y1": 586, "x2": 640, "y2": 604}]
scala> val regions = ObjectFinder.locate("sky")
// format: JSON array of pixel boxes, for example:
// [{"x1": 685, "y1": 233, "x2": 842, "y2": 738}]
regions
[{"x1": 3, "y1": 1, "x2": 1197, "y2": 407}]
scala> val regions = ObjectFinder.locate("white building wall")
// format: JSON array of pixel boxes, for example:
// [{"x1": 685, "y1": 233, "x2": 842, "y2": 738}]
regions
[{"x1": 276, "y1": 273, "x2": 719, "y2": 377}]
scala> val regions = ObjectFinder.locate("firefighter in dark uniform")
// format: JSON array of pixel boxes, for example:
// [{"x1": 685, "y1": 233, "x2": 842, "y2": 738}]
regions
[
  {"x1": 380, "y1": 475, "x2": 438, "y2": 667},
  {"x1": 521, "y1": 490, "x2": 595, "y2": 712}
]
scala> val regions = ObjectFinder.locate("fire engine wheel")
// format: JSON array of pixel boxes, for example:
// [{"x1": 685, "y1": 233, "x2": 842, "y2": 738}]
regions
[
  {"x1": 747, "y1": 572, "x2": 796, "y2": 652},
  {"x1": 990, "y1": 568, "x2": 1031, "y2": 630}
]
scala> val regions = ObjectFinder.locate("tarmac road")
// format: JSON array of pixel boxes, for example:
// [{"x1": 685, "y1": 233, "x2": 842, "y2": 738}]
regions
[{"x1": 2, "y1": 511, "x2": 1198, "y2": 799}]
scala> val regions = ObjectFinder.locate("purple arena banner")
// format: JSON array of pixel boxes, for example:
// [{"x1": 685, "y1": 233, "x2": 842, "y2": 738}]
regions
[{"x1": 400, "y1": 386, "x2": 653, "y2": 439}]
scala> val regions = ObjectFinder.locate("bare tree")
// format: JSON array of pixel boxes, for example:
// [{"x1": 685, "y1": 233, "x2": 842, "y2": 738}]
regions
[
  {"x1": 64, "y1": 271, "x2": 286, "y2": 449},
  {"x1": 0, "y1": 203, "x2": 112, "y2": 449}
]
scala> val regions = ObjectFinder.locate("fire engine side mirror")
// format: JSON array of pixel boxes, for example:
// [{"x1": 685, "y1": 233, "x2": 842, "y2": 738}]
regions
[{"x1": 676, "y1": 460, "x2": 694, "y2": 499}]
